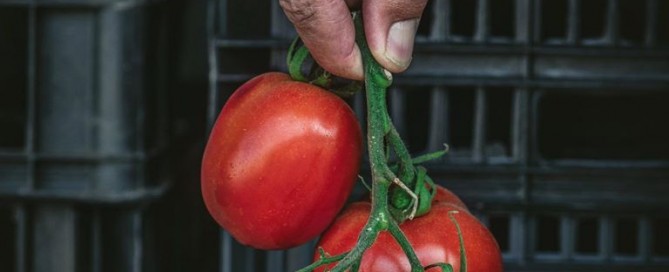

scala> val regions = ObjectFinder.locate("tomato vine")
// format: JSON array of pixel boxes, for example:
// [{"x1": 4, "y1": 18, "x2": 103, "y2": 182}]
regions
[
  {"x1": 292, "y1": 12, "x2": 465, "y2": 272},
  {"x1": 203, "y1": 7, "x2": 502, "y2": 270}
]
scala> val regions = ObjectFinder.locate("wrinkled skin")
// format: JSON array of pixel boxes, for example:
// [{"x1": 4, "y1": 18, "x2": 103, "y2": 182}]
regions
[
  {"x1": 315, "y1": 200, "x2": 502, "y2": 271},
  {"x1": 202, "y1": 72, "x2": 362, "y2": 250}
]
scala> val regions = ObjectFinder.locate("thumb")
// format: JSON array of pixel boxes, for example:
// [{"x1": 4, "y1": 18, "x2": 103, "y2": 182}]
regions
[{"x1": 363, "y1": 0, "x2": 428, "y2": 73}]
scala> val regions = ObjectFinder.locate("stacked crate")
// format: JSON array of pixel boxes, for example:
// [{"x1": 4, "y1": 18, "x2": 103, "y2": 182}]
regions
[
  {"x1": 394, "y1": 1, "x2": 669, "y2": 270},
  {"x1": 0, "y1": 0, "x2": 173, "y2": 271},
  {"x1": 210, "y1": 0, "x2": 669, "y2": 271}
]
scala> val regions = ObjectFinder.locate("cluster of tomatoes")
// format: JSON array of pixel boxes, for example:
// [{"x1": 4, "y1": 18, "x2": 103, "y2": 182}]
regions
[{"x1": 201, "y1": 72, "x2": 502, "y2": 271}]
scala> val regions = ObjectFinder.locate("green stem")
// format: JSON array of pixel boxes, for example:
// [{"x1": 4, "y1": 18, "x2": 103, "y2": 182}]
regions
[
  {"x1": 295, "y1": 251, "x2": 348, "y2": 272},
  {"x1": 329, "y1": 183, "x2": 390, "y2": 272},
  {"x1": 287, "y1": 38, "x2": 309, "y2": 81},
  {"x1": 328, "y1": 12, "x2": 404, "y2": 272},
  {"x1": 387, "y1": 124, "x2": 419, "y2": 219},
  {"x1": 448, "y1": 211, "x2": 468, "y2": 272},
  {"x1": 351, "y1": 260, "x2": 361, "y2": 272},
  {"x1": 388, "y1": 124, "x2": 415, "y2": 185},
  {"x1": 425, "y1": 263, "x2": 455, "y2": 272},
  {"x1": 388, "y1": 146, "x2": 449, "y2": 173},
  {"x1": 331, "y1": 12, "x2": 425, "y2": 272},
  {"x1": 298, "y1": 11, "x2": 429, "y2": 272},
  {"x1": 387, "y1": 220, "x2": 424, "y2": 272},
  {"x1": 410, "y1": 146, "x2": 449, "y2": 165}
]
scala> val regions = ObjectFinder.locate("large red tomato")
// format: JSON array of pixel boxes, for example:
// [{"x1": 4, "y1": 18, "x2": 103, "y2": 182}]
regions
[
  {"x1": 314, "y1": 202, "x2": 502, "y2": 272},
  {"x1": 202, "y1": 72, "x2": 362, "y2": 250}
]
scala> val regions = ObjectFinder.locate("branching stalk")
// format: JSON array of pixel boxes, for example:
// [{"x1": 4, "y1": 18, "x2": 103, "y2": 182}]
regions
[
  {"x1": 295, "y1": 11, "x2": 456, "y2": 272},
  {"x1": 326, "y1": 12, "x2": 426, "y2": 272},
  {"x1": 295, "y1": 250, "x2": 348, "y2": 272},
  {"x1": 387, "y1": 221, "x2": 423, "y2": 272}
]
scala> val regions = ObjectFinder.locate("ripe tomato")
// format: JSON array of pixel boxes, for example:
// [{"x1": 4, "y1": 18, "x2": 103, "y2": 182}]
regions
[
  {"x1": 314, "y1": 202, "x2": 502, "y2": 272},
  {"x1": 202, "y1": 72, "x2": 362, "y2": 250},
  {"x1": 432, "y1": 185, "x2": 468, "y2": 212}
]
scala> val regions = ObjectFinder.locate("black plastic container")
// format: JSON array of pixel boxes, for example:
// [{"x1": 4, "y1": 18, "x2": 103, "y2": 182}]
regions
[
  {"x1": 0, "y1": 1, "x2": 174, "y2": 271},
  {"x1": 208, "y1": 0, "x2": 669, "y2": 271}
]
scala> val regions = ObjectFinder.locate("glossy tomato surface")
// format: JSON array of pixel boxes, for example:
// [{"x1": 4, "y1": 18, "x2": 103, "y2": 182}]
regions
[
  {"x1": 202, "y1": 72, "x2": 362, "y2": 250},
  {"x1": 432, "y1": 185, "x2": 468, "y2": 212},
  {"x1": 315, "y1": 202, "x2": 503, "y2": 272}
]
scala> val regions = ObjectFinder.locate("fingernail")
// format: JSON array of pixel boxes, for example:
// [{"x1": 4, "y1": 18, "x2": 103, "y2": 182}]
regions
[{"x1": 386, "y1": 19, "x2": 419, "y2": 70}]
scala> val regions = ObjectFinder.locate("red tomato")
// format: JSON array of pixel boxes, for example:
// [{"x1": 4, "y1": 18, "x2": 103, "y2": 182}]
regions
[
  {"x1": 314, "y1": 202, "x2": 502, "y2": 272},
  {"x1": 433, "y1": 185, "x2": 468, "y2": 212},
  {"x1": 202, "y1": 72, "x2": 362, "y2": 250}
]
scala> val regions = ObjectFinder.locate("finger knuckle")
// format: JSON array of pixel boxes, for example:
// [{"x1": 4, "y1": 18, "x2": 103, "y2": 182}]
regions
[{"x1": 279, "y1": 0, "x2": 318, "y2": 25}]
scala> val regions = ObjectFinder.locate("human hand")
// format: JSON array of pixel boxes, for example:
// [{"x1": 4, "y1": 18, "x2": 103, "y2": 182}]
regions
[{"x1": 279, "y1": 0, "x2": 428, "y2": 80}]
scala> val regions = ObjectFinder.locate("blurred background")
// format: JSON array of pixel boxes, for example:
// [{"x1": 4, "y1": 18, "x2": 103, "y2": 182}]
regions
[{"x1": 1, "y1": 0, "x2": 669, "y2": 271}]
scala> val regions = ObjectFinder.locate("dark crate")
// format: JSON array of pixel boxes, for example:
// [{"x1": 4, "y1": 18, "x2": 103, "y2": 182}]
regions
[
  {"x1": 209, "y1": 0, "x2": 669, "y2": 271},
  {"x1": 0, "y1": 0, "x2": 174, "y2": 271}
]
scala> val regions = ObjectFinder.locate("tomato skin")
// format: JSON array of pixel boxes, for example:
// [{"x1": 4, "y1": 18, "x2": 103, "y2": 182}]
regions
[
  {"x1": 202, "y1": 72, "x2": 362, "y2": 250},
  {"x1": 314, "y1": 202, "x2": 502, "y2": 272},
  {"x1": 433, "y1": 186, "x2": 468, "y2": 212}
]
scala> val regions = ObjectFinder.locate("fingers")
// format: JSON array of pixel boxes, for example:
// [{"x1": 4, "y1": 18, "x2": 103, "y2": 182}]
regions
[
  {"x1": 280, "y1": 0, "x2": 427, "y2": 79},
  {"x1": 363, "y1": 0, "x2": 428, "y2": 73},
  {"x1": 280, "y1": 0, "x2": 364, "y2": 80}
]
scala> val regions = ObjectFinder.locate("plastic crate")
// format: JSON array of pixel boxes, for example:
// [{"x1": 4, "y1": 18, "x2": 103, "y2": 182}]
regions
[
  {"x1": 209, "y1": 0, "x2": 669, "y2": 271},
  {"x1": 0, "y1": 0, "x2": 174, "y2": 271}
]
